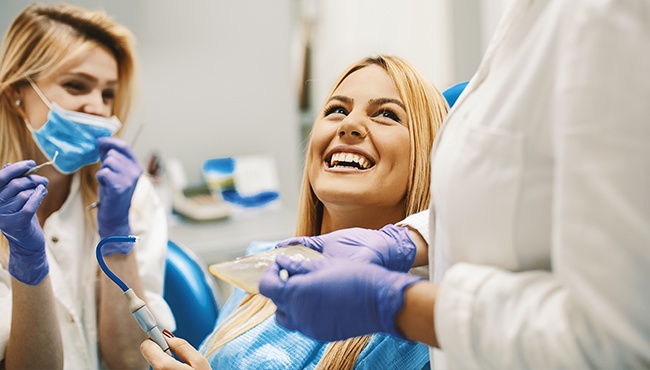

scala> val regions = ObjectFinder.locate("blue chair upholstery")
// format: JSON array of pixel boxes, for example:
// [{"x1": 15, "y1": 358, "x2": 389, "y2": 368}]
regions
[
  {"x1": 443, "y1": 81, "x2": 469, "y2": 108},
  {"x1": 164, "y1": 240, "x2": 220, "y2": 348}
]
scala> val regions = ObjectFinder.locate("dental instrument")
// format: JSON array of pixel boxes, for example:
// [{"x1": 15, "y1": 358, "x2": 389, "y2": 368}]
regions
[
  {"x1": 96, "y1": 235, "x2": 172, "y2": 356},
  {"x1": 20, "y1": 151, "x2": 59, "y2": 176},
  {"x1": 86, "y1": 201, "x2": 100, "y2": 211},
  {"x1": 208, "y1": 244, "x2": 323, "y2": 294}
]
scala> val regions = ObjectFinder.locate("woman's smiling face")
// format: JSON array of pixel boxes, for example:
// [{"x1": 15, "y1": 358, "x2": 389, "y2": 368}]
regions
[{"x1": 308, "y1": 64, "x2": 411, "y2": 214}]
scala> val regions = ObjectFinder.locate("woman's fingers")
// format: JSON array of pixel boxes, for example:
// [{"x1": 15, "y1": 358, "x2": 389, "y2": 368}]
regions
[
  {"x1": 0, "y1": 161, "x2": 35, "y2": 187},
  {"x1": 167, "y1": 337, "x2": 211, "y2": 370},
  {"x1": 140, "y1": 337, "x2": 210, "y2": 370},
  {"x1": 140, "y1": 339, "x2": 187, "y2": 370}
]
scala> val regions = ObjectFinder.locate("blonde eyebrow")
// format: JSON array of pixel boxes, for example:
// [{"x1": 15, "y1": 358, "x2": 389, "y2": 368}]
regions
[
  {"x1": 368, "y1": 98, "x2": 406, "y2": 111},
  {"x1": 61, "y1": 71, "x2": 118, "y2": 87},
  {"x1": 327, "y1": 96, "x2": 406, "y2": 112},
  {"x1": 327, "y1": 95, "x2": 353, "y2": 104}
]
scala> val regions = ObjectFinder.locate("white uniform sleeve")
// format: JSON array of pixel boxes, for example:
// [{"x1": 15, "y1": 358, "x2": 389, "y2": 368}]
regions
[
  {"x1": 0, "y1": 267, "x2": 12, "y2": 362},
  {"x1": 397, "y1": 210, "x2": 430, "y2": 278},
  {"x1": 397, "y1": 210, "x2": 430, "y2": 244},
  {"x1": 436, "y1": 2, "x2": 650, "y2": 368},
  {"x1": 130, "y1": 175, "x2": 176, "y2": 332}
]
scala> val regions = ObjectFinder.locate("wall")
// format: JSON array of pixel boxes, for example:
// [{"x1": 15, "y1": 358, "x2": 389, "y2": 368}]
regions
[
  {"x1": 0, "y1": 0, "x2": 509, "y2": 217},
  {"x1": 478, "y1": 0, "x2": 514, "y2": 52},
  {"x1": 303, "y1": 0, "x2": 475, "y2": 115},
  {"x1": 0, "y1": 0, "x2": 302, "y2": 206}
]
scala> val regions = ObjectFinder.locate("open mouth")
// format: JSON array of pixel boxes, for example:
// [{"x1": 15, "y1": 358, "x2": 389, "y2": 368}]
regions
[{"x1": 327, "y1": 152, "x2": 374, "y2": 170}]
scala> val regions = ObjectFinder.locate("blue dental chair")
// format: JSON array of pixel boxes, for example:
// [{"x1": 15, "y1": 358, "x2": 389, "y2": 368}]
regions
[
  {"x1": 443, "y1": 80, "x2": 469, "y2": 108},
  {"x1": 163, "y1": 240, "x2": 220, "y2": 348}
]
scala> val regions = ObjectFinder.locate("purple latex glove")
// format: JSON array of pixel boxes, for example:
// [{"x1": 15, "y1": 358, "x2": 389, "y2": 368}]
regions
[
  {"x1": 96, "y1": 137, "x2": 143, "y2": 255},
  {"x1": 275, "y1": 225, "x2": 417, "y2": 272},
  {"x1": 0, "y1": 161, "x2": 49, "y2": 285},
  {"x1": 259, "y1": 254, "x2": 423, "y2": 341}
]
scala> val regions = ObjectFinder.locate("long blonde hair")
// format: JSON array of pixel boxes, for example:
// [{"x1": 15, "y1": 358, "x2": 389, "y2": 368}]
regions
[
  {"x1": 0, "y1": 3, "x2": 137, "y2": 264},
  {"x1": 204, "y1": 55, "x2": 449, "y2": 369}
]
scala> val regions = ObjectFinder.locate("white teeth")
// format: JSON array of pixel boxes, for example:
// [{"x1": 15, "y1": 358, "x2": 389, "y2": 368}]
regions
[
  {"x1": 358, "y1": 156, "x2": 368, "y2": 168},
  {"x1": 329, "y1": 152, "x2": 371, "y2": 169}
]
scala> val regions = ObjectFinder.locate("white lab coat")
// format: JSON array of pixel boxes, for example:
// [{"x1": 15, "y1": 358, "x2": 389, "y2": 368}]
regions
[
  {"x1": 0, "y1": 174, "x2": 174, "y2": 369},
  {"x1": 430, "y1": 0, "x2": 650, "y2": 368}
]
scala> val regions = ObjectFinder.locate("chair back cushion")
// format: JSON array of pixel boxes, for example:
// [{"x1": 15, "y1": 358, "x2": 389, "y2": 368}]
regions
[{"x1": 164, "y1": 241, "x2": 219, "y2": 347}]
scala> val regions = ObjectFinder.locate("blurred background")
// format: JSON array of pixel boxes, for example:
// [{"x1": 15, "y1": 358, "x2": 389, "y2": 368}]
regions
[{"x1": 0, "y1": 0, "x2": 512, "y2": 266}]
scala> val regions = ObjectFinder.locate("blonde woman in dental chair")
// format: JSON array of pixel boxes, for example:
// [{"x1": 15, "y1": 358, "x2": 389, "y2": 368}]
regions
[{"x1": 140, "y1": 55, "x2": 448, "y2": 369}]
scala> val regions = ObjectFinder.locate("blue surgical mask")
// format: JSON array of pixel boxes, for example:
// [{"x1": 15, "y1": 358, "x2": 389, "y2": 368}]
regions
[{"x1": 25, "y1": 78, "x2": 121, "y2": 174}]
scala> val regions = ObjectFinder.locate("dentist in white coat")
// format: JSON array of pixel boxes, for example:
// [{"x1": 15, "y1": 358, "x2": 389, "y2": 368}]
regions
[{"x1": 260, "y1": 0, "x2": 650, "y2": 368}]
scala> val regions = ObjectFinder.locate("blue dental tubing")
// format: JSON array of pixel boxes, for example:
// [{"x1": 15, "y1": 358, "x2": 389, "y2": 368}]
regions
[{"x1": 96, "y1": 235, "x2": 172, "y2": 356}]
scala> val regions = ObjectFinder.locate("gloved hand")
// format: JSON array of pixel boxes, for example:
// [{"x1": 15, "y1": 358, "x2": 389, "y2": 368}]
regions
[
  {"x1": 275, "y1": 225, "x2": 417, "y2": 272},
  {"x1": 0, "y1": 161, "x2": 49, "y2": 285},
  {"x1": 96, "y1": 137, "x2": 143, "y2": 255},
  {"x1": 259, "y1": 254, "x2": 423, "y2": 341}
]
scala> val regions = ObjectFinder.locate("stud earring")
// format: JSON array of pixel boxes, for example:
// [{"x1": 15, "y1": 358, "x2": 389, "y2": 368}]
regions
[{"x1": 15, "y1": 98, "x2": 22, "y2": 106}]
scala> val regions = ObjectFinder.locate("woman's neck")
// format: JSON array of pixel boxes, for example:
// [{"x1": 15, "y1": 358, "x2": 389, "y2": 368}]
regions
[
  {"x1": 320, "y1": 203, "x2": 406, "y2": 234},
  {"x1": 36, "y1": 166, "x2": 72, "y2": 227}
]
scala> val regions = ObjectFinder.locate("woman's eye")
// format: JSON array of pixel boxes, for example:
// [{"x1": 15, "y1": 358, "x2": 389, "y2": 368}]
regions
[
  {"x1": 102, "y1": 90, "x2": 115, "y2": 102},
  {"x1": 376, "y1": 109, "x2": 401, "y2": 123},
  {"x1": 63, "y1": 81, "x2": 87, "y2": 92},
  {"x1": 324, "y1": 105, "x2": 348, "y2": 117}
]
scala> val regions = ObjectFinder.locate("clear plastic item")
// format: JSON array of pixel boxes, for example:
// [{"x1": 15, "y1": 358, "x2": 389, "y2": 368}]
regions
[{"x1": 208, "y1": 244, "x2": 325, "y2": 294}]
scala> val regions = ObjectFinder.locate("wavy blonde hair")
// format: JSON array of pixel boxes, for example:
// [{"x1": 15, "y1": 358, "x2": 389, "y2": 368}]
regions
[
  {"x1": 204, "y1": 55, "x2": 448, "y2": 369},
  {"x1": 0, "y1": 3, "x2": 137, "y2": 264}
]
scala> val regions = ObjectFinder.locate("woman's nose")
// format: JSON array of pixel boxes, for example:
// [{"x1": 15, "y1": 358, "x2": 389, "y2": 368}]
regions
[
  {"x1": 81, "y1": 92, "x2": 111, "y2": 117},
  {"x1": 338, "y1": 117, "x2": 368, "y2": 139}
]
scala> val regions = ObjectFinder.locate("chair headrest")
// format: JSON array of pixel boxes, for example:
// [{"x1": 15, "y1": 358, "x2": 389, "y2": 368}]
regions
[{"x1": 443, "y1": 81, "x2": 469, "y2": 108}]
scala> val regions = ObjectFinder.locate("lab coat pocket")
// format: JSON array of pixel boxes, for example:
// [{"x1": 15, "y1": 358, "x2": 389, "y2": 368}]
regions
[{"x1": 447, "y1": 125, "x2": 523, "y2": 270}]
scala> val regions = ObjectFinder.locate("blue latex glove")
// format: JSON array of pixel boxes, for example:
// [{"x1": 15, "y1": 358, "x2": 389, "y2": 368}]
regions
[
  {"x1": 275, "y1": 225, "x2": 417, "y2": 272},
  {"x1": 96, "y1": 137, "x2": 143, "y2": 255},
  {"x1": 259, "y1": 254, "x2": 423, "y2": 341},
  {"x1": 0, "y1": 161, "x2": 49, "y2": 285}
]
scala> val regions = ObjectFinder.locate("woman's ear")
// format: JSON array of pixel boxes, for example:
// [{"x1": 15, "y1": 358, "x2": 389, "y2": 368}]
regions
[
  {"x1": 9, "y1": 83, "x2": 29, "y2": 118},
  {"x1": 10, "y1": 83, "x2": 25, "y2": 106}
]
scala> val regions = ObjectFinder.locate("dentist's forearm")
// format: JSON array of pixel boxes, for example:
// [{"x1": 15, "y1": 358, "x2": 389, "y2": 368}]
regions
[
  {"x1": 395, "y1": 280, "x2": 439, "y2": 348},
  {"x1": 6, "y1": 275, "x2": 63, "y2": 369},
  {"x1": 99, "y1": 252, "x2": 149, "y2": 369}
]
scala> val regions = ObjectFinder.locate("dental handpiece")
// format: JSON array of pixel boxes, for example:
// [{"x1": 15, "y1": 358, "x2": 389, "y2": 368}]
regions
[{"x1": 124, "y1": 288, "x2": 172, "y2": 356}]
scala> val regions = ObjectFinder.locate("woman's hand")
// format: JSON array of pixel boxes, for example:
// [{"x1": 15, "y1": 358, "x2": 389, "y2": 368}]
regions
[
  {"x1": 140, "y1": 334, "x2": 210, "y2": 370},
  {"x1": 96, "y1": 137, "x2": 142, "y2": 253},
  {"x1": 0, "y1": 161, "x2": 49, "y2": 285}
]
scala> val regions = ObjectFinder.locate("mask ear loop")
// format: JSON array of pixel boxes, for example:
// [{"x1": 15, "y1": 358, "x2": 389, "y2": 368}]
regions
[
  {"x1": 25, "y1": 76, "x2": 53, "y2": 110},
  {"x1": 22, "y1": 76, "x2": 57, "y2": 134}
]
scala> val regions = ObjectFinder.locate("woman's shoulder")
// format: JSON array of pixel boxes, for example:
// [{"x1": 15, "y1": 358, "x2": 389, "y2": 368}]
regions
[
  {"x1": 206, "y1": 303, "x2": 327, "y2": 369},
  {"x1": 355, "y1": 334, "x2": 430, "y2": 370}
]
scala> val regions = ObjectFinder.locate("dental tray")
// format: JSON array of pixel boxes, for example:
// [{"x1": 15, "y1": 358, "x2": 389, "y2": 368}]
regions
[{"x1": 208, "y1": 244, "x2": 325, "y2": 294}]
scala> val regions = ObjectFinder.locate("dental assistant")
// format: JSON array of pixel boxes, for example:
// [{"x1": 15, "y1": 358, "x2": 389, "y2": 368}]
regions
[
  {"x1": 260, "y1": 0, "x2": 650, "y2": 368},
  {"x1": 0, "y1": 4, "x2": 173, "y2": 369}
]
